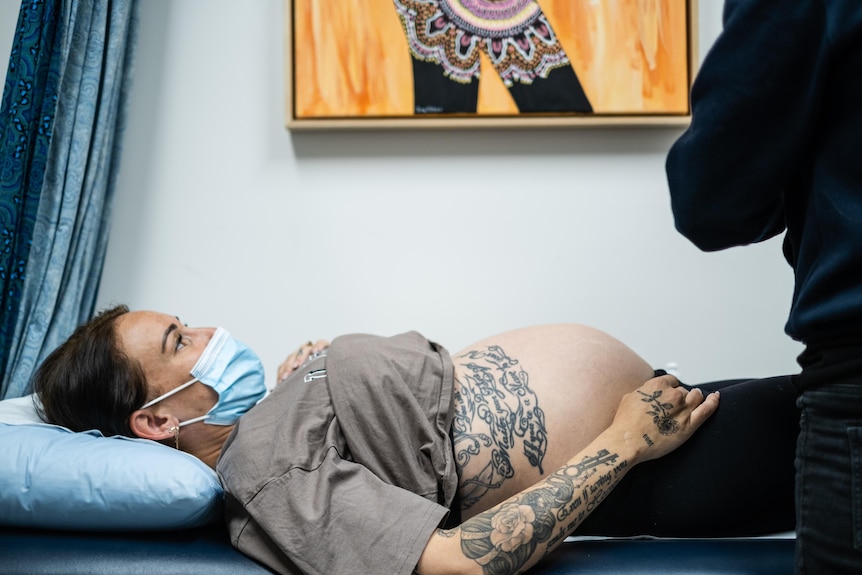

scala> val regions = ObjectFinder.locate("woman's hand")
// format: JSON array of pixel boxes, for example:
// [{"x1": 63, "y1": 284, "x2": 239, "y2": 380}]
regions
[
  {"x1": 277, "y1": 339, "x2": 329, "y2": 384},
  {"x1": 611, "y1": 374, "x2": 719, "y2": 463}
]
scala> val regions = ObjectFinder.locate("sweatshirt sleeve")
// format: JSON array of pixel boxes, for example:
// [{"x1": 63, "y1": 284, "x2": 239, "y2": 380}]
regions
[{"x1": 666, "y1": 0, "x2": 830, "y2": 251}]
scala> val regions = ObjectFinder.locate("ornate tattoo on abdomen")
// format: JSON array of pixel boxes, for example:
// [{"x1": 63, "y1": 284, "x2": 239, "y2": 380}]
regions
[{"x1": 452, "y1": 345, "x2": 548, "y2": 510}]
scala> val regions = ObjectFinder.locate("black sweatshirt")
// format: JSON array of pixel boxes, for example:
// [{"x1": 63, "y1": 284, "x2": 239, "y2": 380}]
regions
[{"x1": 667, "y1": 0, "x2": 862, "y2": 349}]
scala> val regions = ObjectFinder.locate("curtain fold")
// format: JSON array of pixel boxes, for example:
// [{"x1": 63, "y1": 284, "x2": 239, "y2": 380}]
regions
[{"x1": 0, "y1": 0, "x2": 139, "y2": 399}]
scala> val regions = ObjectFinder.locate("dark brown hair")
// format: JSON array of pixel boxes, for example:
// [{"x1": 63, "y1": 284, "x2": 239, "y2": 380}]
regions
[{"x1": 34, "y1": 304, "x2": 148, "y2": 437}]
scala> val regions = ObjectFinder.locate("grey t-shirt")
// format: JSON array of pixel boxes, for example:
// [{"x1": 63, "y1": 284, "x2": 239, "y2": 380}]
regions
[{"x1": 217, "y1": 331, "x2": 458, "y2": 575}]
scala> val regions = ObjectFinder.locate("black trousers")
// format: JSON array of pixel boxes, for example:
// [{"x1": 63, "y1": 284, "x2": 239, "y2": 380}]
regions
[
  {"x1": 411, "y1": 58, "x2": 593, "y2": 115},
  {"x1": 576, "y1": 375, "x2": 799, "y2": 537}
]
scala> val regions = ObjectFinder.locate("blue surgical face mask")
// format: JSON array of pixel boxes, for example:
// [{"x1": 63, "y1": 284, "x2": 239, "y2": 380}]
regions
[{"x1": 140, "y1": 327, "x2": 267, "y2": 427}]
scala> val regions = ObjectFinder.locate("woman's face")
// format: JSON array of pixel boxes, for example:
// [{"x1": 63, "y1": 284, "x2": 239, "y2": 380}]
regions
[{"x1": 115, "y1": 311, "x2": 218, "y2": 413}]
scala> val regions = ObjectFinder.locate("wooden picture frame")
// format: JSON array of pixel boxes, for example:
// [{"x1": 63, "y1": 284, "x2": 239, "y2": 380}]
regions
[{"x1": 285, "y1": 0, "x2": 698, "y2": 130}]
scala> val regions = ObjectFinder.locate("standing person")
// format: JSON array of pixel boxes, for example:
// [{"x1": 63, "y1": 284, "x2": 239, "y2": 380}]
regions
[{"x1": 666, "y1": 2, "x2": 862, "y2": 572}]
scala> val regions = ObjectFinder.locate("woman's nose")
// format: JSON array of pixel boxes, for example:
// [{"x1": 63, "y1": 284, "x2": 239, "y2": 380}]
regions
[{"x1": 196, "y1": 326, "x2": 217, "y2": 344}]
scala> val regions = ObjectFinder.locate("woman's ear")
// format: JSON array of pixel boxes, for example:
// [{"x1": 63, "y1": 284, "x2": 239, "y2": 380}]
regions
[{"x1": 129, "y1": 409, "x2": 176, "y2": 441}]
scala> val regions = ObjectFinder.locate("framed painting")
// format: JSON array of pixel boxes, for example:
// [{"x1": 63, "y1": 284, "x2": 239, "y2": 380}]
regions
[{"x1": 285, "y1": 0, "x2": 698, "y2": 130}]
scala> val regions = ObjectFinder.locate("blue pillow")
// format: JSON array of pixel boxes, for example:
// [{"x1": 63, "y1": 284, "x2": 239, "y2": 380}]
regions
[
  {"x1": 0, "y1": 394, "x2": 43, "y2": 424},
  {"x1": 0, "y1": 396, "x2": 223, "y2": 531}
]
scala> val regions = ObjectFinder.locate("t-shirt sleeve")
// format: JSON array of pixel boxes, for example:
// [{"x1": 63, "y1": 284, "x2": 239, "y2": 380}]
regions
[{"x1": 238, "y1": 446, "x2": 449, "y2": 575}]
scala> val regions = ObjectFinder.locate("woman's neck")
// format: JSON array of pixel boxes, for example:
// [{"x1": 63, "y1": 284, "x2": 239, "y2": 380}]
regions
[{"x1": 187, "y1": 424, "x2": 235, "y2": 469}]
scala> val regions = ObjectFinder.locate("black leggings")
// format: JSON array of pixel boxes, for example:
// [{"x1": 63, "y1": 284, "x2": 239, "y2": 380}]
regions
[{"x1": 576, "y1": 375, "x2": 799, "y2": 537}]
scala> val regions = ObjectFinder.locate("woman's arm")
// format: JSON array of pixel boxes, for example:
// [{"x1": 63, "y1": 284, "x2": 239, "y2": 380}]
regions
[{"x1": 416, "y1": 375, "x2": 719, "y2": 575}]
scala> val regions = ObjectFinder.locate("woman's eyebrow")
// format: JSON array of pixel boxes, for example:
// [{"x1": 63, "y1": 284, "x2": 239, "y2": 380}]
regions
[{"x1": 161, "y1": 323, "x2": 178, "y2": 354}]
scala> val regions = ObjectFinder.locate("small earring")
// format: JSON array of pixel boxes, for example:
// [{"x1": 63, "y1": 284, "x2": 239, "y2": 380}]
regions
[{"x1": 170, "y1": 426, "x2": 179, "y2": 450}]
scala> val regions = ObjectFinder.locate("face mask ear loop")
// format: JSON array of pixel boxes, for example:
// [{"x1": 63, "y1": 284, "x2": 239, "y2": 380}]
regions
[
  {"x1": 176, "y1": 414, "x2": 209, "y2": 427},
  {"x1": 140, "y1": 378, "x2": 199, "y2": 409}
]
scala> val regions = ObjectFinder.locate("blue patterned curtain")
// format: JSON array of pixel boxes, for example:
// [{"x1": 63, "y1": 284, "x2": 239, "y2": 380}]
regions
[{"x1": 0, "y1": 0, "x2": 139, "y2": 399}]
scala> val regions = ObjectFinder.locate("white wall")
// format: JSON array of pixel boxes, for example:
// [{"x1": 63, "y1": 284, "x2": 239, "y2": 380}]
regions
[{"x1": 0, "y1": 0, "x2": 804, "y2": 384}]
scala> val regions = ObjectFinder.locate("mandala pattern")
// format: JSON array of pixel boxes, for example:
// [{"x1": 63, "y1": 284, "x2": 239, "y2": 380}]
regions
[{"x1": 394, "y1": 0, "x2": 572, "y2": 86}]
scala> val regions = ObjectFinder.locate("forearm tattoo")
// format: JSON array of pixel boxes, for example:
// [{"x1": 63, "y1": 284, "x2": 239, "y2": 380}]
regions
[
  {"x1": 459, "y1": 449, "x2": 627, "y2": 574},
  {"x1": 452, "y1": 345, "x2": 548, "y2": 509}
]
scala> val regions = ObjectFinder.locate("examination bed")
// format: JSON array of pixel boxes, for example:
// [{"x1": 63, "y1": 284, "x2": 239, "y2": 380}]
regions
[
  {"x1": 0, "y1": 393, "x2": 795, "y2": 574},
  {"x1": 0, "y1": 525, "x2": 795, "y2": 574}
]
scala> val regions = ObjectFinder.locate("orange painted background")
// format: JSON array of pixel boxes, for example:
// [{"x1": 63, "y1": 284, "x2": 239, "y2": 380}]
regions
[{"x1": 292, "y1": 0, "x2": 691, "y2": 118}]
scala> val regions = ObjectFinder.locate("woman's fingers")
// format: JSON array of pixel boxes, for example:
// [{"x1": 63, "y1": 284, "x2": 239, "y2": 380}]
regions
[
  {"x1": 277, "y1": 339, "x2": 330, "y2": 384},
  {"x1": 688, "y1": 388, "x2": 720, "y2": 430}
]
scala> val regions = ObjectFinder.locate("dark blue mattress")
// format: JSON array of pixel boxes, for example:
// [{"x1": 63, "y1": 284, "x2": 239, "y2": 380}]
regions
[{"x1": 0, "y1": 525, "x2": 794, "y2": 574}]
